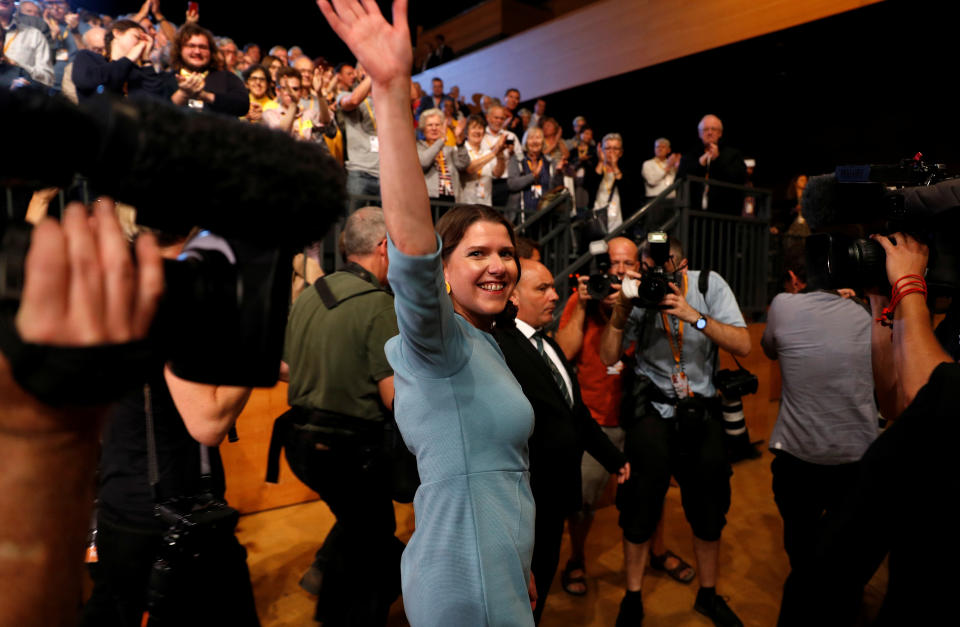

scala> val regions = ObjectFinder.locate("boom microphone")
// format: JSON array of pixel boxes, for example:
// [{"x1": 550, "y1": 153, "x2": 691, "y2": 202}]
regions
[{"x1": 0, "y1": 89, "x2": 345, "y2": 248}]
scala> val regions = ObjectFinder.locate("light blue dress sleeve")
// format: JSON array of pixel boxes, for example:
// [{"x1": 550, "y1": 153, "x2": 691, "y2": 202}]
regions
[{"x1": 387, "y1": 234, "x2": 470, "y2": 378}]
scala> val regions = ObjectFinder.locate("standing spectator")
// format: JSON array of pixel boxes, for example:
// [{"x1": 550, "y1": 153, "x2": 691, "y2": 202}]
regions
[
  {"x1": 262, "y1": 53, "x2": 283, "y2": 84},
  {"x1": 461, "y1": 114, "x2": 507, "y2": 206},
  {"x1": 242, "y1": 64, "x2": 271, "y2": 123},
  {"x1": 414, "y1": 75, "x2": 445, "y2": 119},
  {"x1": 507, "y1": 126, "x2": 565, "y2": 219},
  {"x1": 761, "y1": 260, "x2": 878, "y2": 626},
  {"x1": 1, "y1": 0, "x2": 54, "y2": 86},
  {"x1": 565, "y1": 115, "x2": 589, "y2": 150},
  {"x1": 217, "y1": 36, "x2": 241, "y2": 78},
  {"x1": 292, "y1": 54, "x2": 334, "y2": 130},
  {"x1": 642, "y1": 138, "x2": 680, "y2": 200},
  {"x1": 416, "y1": 108, "x2": 469, "y2": 204},
  {"x1": 264, "y1": 66, "x2": 336, "y2": 145},
  {"x1": 529, "y1": 98, "x2": 546, "y2": 128},
  {"x1": 503, "y1": 87, "x2": 524, "y2": 135},
  {"x1": 243, "y1": 42, "x2": 261, "y2": 65},
  {"x1": 677, "y1": 114, "x2": 747, "y2": 215},
  {"x1": 169, "y1": 23, "x2": 248, "y2": 116},
  {"x1": 71, "y1": 19, "x2": 168, "y2": 104},
  {"x1": 430, "y1": 33, "x2": 454, "y2": 65},
  {"x1": 583, "y1": 133, "x2": 640, "y2": 234},
  {"x1": 41, "y1": 0, "x2": 80, "y2": 90},
  {"x1": 483, "y1": 103, "x2": 522, "y2": 206},
  {"x1": 448, "y1": 84, "x2": 471, "y2": 117},
  {"x1": 287, "y1": 44, "x2": 303, "y2": 64},
  {"x1": 336, "y1": 63, "x2": 380, "y2": 197},
  {"x1": 268, "y1": 44, "x2": 287, "y2": 65},
  {"x1": 540, "y1": 116, "x2": 569, "y2": 163}
]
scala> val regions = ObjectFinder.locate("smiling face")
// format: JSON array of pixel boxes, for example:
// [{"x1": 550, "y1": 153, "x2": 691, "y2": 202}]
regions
[
  {"x1": 444, "y1": 220, "x2": 519, "y2": 329},
  {"x1": 504, "y1": 89, "x2": 520, "y2": 111},
  {"x1": 654, "y1": 139, "x2": 670, "y2": 159},
  {"x1": 512, "y1": 260, "x2": 558, "y2": 329},
  {"x1": 111, "y1": 26, "x2": 143, "y2": 60},
  {"x1": 525, "y1": 127, "x2": 544, "y2": 156},
  {"x1": 181, "y1": 34, "x2": 212, "y2": 71},
  {"x1": 486, "y1": 106, "x2": 506, "y2": 132},
  {"x1": 246, "y1": 68, "x2": 268, "y2": 99},
  {"x1": 466, "y1": 120, "x2": 485, "y2": 146}
]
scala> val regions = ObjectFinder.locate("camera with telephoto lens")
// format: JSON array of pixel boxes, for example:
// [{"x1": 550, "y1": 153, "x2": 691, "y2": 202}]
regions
[
  {"x1": 585, "y1": 240, "x2": 617, "y2": 300},
  {"x1": 803, "y1": 155, "x2": 959, "y2": 293},
  {"x1": 621, "y1": 232, "x2": 679, "y2": 309}
]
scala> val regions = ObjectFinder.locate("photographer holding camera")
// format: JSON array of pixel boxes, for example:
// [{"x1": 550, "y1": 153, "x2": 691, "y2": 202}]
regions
[
  {"x1": 805, "y1": 231, "x2": 954, "y2": 625},
  {"x1": 599, "y1": 234, "x2": 750, "y2": 627}
]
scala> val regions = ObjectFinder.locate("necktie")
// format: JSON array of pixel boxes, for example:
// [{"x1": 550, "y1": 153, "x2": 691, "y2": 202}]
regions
[{"x1": 534, "y1": 332, "x2": 573, "y2": 408}]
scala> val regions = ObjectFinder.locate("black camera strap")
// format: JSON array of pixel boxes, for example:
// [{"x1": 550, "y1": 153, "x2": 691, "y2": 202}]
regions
[{"x1": 143, "y1": 383, "x2": 211, "y2": 503}]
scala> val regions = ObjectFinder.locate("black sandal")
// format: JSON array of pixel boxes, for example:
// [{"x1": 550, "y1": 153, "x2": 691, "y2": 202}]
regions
[
  {"x1": 561, "y1": 559, "x2": 588, "y2": 596},
  {"x1": 649, "y1": 550, "x2": 695, "y2": 584}
]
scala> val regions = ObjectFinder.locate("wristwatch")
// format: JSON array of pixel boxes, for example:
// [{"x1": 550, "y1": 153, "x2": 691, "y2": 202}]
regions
[{"x1": 695, "y1": 313, "x2": 708, "y2": 330}]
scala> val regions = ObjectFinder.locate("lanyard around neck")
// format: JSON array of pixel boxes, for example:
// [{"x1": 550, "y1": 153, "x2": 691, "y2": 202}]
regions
[{"x1": 660, "y1": 273, "x2": 689, "y2": 366}]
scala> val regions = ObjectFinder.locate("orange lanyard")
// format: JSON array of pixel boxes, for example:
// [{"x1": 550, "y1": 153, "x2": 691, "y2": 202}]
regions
[
  {"x1": 3, "y1": 32, "x2": 18, "y2": 54},
  {"x1": 436, "y1": 150, "x2": 447, "y2": 175},
  {"x1": 526, "y1": 156, "x2": 541, "y2": 174},
  {"x1": 660, "y1": 273, "x2": 689, "y2": 366}
]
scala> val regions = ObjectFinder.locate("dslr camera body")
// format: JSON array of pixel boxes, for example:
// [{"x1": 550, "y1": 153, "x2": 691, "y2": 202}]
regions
[{"x1": 621, "y1": 232, "x2": 681, "y2": 309}]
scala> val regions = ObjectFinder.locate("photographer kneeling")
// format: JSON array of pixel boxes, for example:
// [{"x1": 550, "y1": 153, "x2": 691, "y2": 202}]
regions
[
  {"x1": 599, "y1": 234, "x2": 750, "y2": 627},
  {"x1": 808, "y1": 232, "x2": 954, "y2": 626}
]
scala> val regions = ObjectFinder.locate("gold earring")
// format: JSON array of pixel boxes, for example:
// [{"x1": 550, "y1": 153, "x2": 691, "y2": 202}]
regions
[{"x1": 445, "y1": 281, "x2": 452, "y2": 294}]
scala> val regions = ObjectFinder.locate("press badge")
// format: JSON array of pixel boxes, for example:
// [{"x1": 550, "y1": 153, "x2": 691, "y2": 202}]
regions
[
  {"x1": 56, "y1": 48, "x2": 69, "y2": 62},
  {"x1": 671, "y1": 367, "x2": 691, "y2": 398},
  {"x1": 606, "y1": 360, "x2": 624, "y2": 376},
  {"x1": 532, "y1": 184, "x2": 542, "y2": 198},
  {"x1": 369, "y1": 136, "x2": 379, "y2": 152}
]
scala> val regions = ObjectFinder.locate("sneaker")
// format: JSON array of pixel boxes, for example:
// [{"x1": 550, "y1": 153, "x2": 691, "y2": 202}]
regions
[
  {"x1": 615, "y1": 592, "x2": 644, "y2": 627},
  {"x1": 693, "y1": 594, "x2": 743, "y2": 627}
]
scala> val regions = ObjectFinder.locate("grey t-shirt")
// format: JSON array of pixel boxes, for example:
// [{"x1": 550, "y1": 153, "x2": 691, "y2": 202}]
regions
[
  {"x1": 624, "y1": 270, "x2": 746, "y2": 418},
  {"x1": 762, "y1": 291, "x2": 878, "y2": 464},
  {"x1": 337, "y1": 90, "x2": 380, "y2": 175}
]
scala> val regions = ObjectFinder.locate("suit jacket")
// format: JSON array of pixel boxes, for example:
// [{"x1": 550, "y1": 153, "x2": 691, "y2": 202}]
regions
[{"x1": 494, "y1": 323, "x2": 626, "y2": 515}]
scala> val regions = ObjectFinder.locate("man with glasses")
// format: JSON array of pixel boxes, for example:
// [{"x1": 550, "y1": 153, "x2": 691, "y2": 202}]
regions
[
  {"x1": 169, "y1": 23, "x2": 247, "y2": 116},
  {"x1": 264, "y1": 66, "x2": 335, "y2": 146}
]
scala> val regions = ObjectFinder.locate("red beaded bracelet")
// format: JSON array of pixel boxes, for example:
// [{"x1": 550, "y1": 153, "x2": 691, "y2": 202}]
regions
[{"x1": 876, "y1": 274, "x2": 926, "y2": 326}]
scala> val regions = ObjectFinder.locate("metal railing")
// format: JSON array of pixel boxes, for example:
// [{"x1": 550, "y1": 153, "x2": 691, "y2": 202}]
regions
[{"x1": 557, "y1": 177, "x2": 772, "y2": 317}]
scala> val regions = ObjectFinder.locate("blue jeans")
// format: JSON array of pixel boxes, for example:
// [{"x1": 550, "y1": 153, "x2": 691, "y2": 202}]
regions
[{"x1": 345, "y1": 169, "x2": 381, "y2": 200}]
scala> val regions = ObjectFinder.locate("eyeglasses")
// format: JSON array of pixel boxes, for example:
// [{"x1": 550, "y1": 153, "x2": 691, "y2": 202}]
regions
[
  {"x1": 184, "y1": 43, "x2": 210, "y2": 50},
  {"x1": 248, "y1": 76, "x2": 267, "y2": 83}
]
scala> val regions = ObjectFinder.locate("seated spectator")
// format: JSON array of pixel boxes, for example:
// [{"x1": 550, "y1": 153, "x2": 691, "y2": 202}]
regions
[
  {"x1": 416, "y1": 107, "x2": 469, "y2": 204},
  {"x1": 507, "y1": 126, "x2": 565, "y2": 219},
  {"x1": 242, "y1": 64, "x2": 271, "y2": 123},
  {"x1": 1, "y1": 0, "x2": 55, "y2": 86},
  {"x1": 263, "y1": 66, "x2": 336, "y2": 145},
  {"x1": 461, "y1": 113, "x2": 507, "y2": 206},
  {"x1": 72, "y1": 19, "x2": 168, "y2": 104},
  {"x1": 169, "y1": 23, "x2": 248, "y2": 116}
]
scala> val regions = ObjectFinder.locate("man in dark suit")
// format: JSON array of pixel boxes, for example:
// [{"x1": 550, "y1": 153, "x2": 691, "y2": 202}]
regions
[
  {"x1": 495, "y1": 258, "x2": 630, "y2": 623},
  {"x1": 676, "y1": 114, "x2": 747, "y2": 216}
]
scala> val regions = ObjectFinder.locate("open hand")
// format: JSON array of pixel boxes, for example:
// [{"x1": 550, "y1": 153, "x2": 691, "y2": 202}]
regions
[
  {"x1": 316, "y1": 0, "x2": 412, "y2": 88},
  {"x1": 16, "y1": 200, "x2": 163, "y2": 346},
  {"x1": 661, "y1": 281, "x2": 698, "y2": 324}
]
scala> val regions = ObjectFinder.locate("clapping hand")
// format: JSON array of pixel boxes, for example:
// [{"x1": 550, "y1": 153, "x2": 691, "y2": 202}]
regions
[
  {"x1": 176, "y1": 72, "x2": 205, "y2": 95},
  {"x1": 316, "y1": 0, "x2": 412, "y2": 89}
]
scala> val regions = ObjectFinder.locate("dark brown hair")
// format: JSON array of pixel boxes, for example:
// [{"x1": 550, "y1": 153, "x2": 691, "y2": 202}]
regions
[
  {"x1": 104, "y1": 19, "x2": 143, "y2": 60},
  {"x1": 435, "y1": 205, "x2": 521, "y2": 325},
  {"x1": 171, "y1": 22, "x2": 221, "y2": 72}
]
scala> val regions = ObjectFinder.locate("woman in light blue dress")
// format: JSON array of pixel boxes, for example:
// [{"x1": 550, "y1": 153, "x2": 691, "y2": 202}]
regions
[{"x1": 317, "y1": 1, "x2": 537, "y2": 625}]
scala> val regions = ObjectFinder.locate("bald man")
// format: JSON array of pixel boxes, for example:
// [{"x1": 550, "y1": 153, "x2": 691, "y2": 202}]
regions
[
  {"x1": 495, "y1": 259, "x2": 629, "y2": 623},
  {"x1": 677, "y1": 114, "x2": 747, "y2": 216},
  {"x1": 556, "y1": 237, "x2": 695, "y2": 597}
]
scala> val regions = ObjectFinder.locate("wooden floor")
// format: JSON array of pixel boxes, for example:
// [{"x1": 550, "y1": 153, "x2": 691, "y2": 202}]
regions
[{"x1": 236, "y1": 324, "x2": 887, "y2": 625}]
